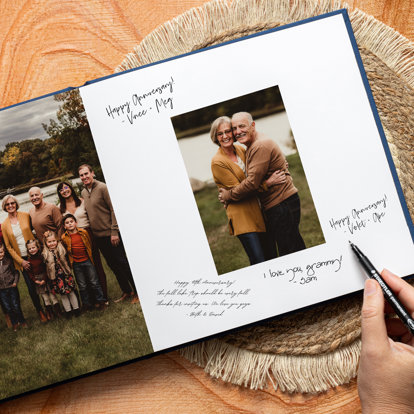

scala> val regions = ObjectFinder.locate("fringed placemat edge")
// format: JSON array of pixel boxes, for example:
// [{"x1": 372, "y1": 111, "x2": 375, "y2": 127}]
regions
[
  {"x1": 115, "y1": 0, "x2": 344, "y2": 71},
  {"x1": 115, "y1": 0, "x2": 414, "y2": 89},
  {"x1": 180, "y1": 338, "x2": 361, "y2": 393},
  {"x1": 350, "y1": 8, "x2": 414, "y2": 87}
]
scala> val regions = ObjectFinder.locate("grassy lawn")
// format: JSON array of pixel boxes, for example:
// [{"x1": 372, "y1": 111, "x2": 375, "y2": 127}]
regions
[
  {"x1": 195, "y1": 152, "x2": 326, "y2": 275},
  {"x1": 0, "y1": 259, "x2": 153, "y2": 400}
]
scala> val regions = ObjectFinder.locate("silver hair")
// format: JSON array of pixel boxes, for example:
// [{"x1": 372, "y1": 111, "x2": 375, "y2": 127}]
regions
[
  {"x1": 2, "y1": 194, "x2": 19, "y2": 212},
  {"x1": 231, "y1": 111, "x2": 253, "y2": 125},
  {"x1": 209, "y1": 116, "x2": 232, "y2": 146},
  {"x1": 28, "y1": 186, "x2": 42, "y2": 195}
]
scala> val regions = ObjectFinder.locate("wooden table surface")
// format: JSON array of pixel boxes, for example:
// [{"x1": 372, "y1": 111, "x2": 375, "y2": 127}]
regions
[{"x1": 0, "y1": 1, "x2": 412, "y2": 412}]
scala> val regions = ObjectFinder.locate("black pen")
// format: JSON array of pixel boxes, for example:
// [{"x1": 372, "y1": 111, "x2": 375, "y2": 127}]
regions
[{"x1": 349, "y1": 241, "x2": 414, "y2": 336}]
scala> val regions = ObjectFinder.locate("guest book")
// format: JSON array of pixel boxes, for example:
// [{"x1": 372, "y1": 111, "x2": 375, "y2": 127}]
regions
[{"x1": 0, "y1": 9, "x2": 413, "y2": 401}]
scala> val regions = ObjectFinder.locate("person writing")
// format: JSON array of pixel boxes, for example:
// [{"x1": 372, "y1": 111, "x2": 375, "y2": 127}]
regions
[{"x1": 358, "y1": 269, "x2": 414, "y2": 413}]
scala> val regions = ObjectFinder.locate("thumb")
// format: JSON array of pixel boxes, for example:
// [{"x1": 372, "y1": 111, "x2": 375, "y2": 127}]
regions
[{"x1": 361, "y1": 279, "x2": 390, "y2": 353}]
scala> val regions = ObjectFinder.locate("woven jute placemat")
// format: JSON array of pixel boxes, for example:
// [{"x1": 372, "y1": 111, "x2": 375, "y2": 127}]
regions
[{"x1": 117, "y1": 0, "x2": 414, "y2": 394}]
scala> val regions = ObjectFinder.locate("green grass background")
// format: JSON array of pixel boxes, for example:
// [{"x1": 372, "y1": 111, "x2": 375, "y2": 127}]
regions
[
  {"x1": 0, "y1": 259, "x2": 153, "y2": 400},
  {"x1": 196, "y1": 152, "x2": 326, "y2": 275}
]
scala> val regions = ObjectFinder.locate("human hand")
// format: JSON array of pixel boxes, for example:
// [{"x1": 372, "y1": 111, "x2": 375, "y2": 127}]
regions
[
  {"x1": 358, "y1": 269, "x2": 414, "y2": 413},
  {"x1": 22, "y1": 260, "x2": 31, "y2": 271},
  {"x1": 266, "y1": 170, "x2": 286, "y2": 187},
  {"x1": 218, "y1": 188, "x2": 230, "y2": 204},
  {"x1": 111, "y1": 235, "x2": 120, "y2": 247},
  {"x1": 11, "y1": 283, "x2": 16, "y2": 287}
]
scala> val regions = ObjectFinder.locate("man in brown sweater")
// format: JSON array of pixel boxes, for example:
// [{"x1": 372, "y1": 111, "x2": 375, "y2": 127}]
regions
[
  {"x1": 79, "y1": 164, "x2": 137, "y2": 303},
  {"x1": 219, "y1": 112, "x2": 305, "y2": 258},
  {"x1": 29, "y1": 187, "x2": 63, "y2": 243}
]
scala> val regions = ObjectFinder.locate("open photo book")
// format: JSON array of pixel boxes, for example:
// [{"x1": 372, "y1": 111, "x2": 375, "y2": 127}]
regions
[{"x1": 0, "y1": 9, "x2": 413, "y2": 401}]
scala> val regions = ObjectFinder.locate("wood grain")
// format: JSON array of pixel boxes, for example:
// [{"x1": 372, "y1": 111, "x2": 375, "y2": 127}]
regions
[
  {"x1": 0, "y1": 352, "x2": 362, "y2": 414},
  {"x1": 0, "y1": 0, "x2": 411, "y2": 412},
  {"x1": 0, "y1": 0, "x2": 413, "y2": 109}
]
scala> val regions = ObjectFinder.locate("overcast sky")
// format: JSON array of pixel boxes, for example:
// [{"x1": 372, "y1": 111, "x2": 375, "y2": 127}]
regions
[{"x1": 0, "y1": 94, "x2": 60, "y2": 150}]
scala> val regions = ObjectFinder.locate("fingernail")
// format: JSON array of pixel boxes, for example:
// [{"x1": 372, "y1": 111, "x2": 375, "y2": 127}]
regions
[{"x1": 364, "y1": 279, "x2": 377, "y2": 296}]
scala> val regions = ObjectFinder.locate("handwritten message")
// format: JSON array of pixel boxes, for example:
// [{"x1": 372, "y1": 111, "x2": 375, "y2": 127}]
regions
[
  {"x1": 328, "y1": 194, "x2": 388, "y2": 234},
  {"x1": 263, "y1": 255, "x2": 343, "y2": 284},
  {"x1": 105, "y1": 77, "x2": 175, "y2": 125},
  {"x1": 156, "y1": 278, "x2": 252, "y2": 318}
]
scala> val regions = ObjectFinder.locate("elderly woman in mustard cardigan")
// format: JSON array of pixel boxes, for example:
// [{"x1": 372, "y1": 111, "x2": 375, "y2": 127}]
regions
[
  {"x1": 210, "y1": 116, "x2": 285, "y2": 265},
  {"x1": 2, "y1": 194, "x2": 47, "y2": 322}
]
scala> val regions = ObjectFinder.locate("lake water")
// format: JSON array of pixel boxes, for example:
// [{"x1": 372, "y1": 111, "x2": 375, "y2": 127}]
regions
[
  {"x1": 177, "y1": 112, "x2": 295, "y2": 182},
  {"x1": 0, "y1": 178, "x2": 82, "y2": 223}
]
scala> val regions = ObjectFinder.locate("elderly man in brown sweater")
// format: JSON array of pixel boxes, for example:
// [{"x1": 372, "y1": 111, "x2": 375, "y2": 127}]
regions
[
  {"x1": 78, "y1": 164, "x2": 138, "y2": 303},
  {"x1": 29, "y1": 186, "x2": 63, "y2": 243},
  {"x1": 219, "y1": 112, "x2": 305, "y2": 258}
]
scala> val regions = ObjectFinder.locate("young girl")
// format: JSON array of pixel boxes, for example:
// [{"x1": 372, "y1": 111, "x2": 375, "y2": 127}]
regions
[
  {"x1": 42, "y1": 231, "x2": 80, "y2": 318},
  {"x1": 0, "y1": 244, "x2": 27, "y2": 331},
  {"x1": 26, "y1": 238, "x2": 59, "y2": 320}
]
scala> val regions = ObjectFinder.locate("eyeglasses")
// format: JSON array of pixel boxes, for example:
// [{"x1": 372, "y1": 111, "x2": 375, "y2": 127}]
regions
[
  {"x1": 217, "y1": 129, "x2": 232, "y2": 138},
  {"x1": 5, "y1": 202, "x2": 16, "y2": 207}
]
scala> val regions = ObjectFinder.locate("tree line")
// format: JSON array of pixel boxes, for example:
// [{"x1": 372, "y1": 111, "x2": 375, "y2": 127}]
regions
[
  {"x1": 172, "y1": 86, "x2": 284, "y2": 137},
  {"x1": 0, "y1": 90, "x2": 102, "y2": 191}
]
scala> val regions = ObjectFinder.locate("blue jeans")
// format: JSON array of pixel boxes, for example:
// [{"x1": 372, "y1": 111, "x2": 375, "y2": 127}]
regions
[
  {"x1": 73, "y1": 259, "x2": 105, "y2": 307},
  {"x1": 237, "y1": 232, "x2": 268, "y2": 265},
  {"x1": 0, "y1": 287, "x2": 25, "y2": 326},
  {"x1": 264, "y1": 193, "x2": 306, "y2": 257}
]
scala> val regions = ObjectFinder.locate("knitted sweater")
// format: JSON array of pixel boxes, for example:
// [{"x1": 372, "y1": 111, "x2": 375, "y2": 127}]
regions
[
  {"x1": 0, "y1": 255, "x2": 19, "y2": 289},
  {"x1": 2, "y1": 212, "x2": 34, "y2": 270},
  {"x1": 29, "y1": 202, "x2": 63, "y2": 243},
  {"x1": 81, "y1": 180, "x2": 119, "y2": 238},
  {"x1": 211, "y1": 145, "x2": 266, "y2": 235},
  {"x1": 27, "y1": 253, "x2": 47, "y2": 282},
  {"x1": 228, "y1": 139, "x2": 297, "y2": 210}
]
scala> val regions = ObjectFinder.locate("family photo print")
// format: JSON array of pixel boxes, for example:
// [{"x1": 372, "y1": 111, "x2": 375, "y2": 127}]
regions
[{"x1": 0, "y1": 89, "x2": 152, "y2": 400}]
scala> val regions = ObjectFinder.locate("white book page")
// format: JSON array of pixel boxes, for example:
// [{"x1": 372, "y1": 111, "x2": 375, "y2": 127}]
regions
[{"x1": 80, "y1": 12, "x2": 414, "y2": 351}]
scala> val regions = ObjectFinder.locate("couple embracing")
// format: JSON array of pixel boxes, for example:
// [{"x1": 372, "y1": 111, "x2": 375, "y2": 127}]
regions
[{"x1": 210, "y1": 112, "x2": 305, "y2": 266}]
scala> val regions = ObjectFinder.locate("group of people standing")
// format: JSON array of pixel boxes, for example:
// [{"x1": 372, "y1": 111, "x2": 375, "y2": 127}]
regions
[
  {"x1": 210, "y1": 112, "x2": 306, "y2": 265},
  {"x1": 0, "y1": 164, "x2": 137, "y2": 331}
]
